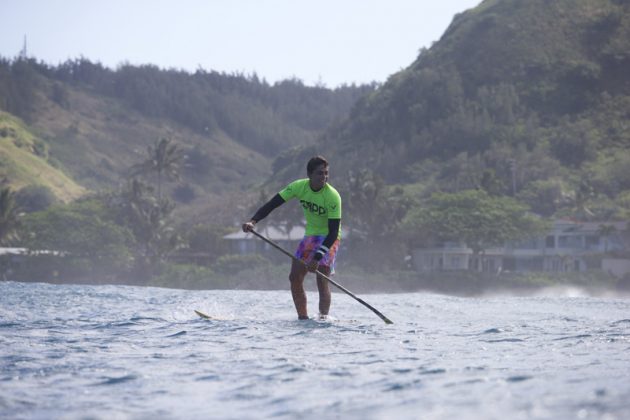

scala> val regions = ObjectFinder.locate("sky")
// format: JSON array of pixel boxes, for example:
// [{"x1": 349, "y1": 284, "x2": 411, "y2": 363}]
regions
[{"x1": 0, "y1": 0, "x2": 480, "y2": 87}]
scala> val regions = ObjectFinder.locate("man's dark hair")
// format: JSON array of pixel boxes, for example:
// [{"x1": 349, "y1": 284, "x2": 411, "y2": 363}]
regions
[{"x1": 306, "y1": 156, "x2": 328, "y2": 176}]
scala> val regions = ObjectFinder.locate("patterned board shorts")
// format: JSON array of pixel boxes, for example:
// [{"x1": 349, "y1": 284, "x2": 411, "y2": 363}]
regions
[{"x1": 295, "y1": 236, "x2": 341, "y2": 273}]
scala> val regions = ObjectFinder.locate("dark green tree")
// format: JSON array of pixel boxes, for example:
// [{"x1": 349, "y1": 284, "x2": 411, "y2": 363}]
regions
[
  {"x1": 17, "y1": 198, "x2": 135, "y2": 281},
  {"x1": 184, "y1": 224, "x2": 232, "y2": 265},
  {"x1": 15, "y1": 185, "x2": 57, "y2": 213},
  {"x1": 20, "y1": 198, "x2": 133, "y2": 259},
  {"x1": 113, "y1": 179, "x2": 180, "y2": 266},
  {"x1": 342, "y1": 169, "x2": 414, "y2": 268},
  {"x1": 403, "y1": 190, "x2": 548, "y2": 269},
  {"x1": 0, "y1": 187, "x2": 20, "y2": 245}
]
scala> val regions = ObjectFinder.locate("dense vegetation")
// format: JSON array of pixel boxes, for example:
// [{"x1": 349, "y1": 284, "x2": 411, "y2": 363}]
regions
[
  {"x1": 280, "y1": 0, "x2": 630, "y2": 222},
  {"x1": 0, "y1": 56, "x2": 375, "y2": 157},
  {"x1": 0, "y1": 55, "x2": 375, "y2": 209},
  {"x1": 1, "y1": 0, "x2": 629, "y2": 291}
]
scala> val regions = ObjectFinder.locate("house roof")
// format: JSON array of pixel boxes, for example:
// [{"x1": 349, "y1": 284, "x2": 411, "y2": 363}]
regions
[
  {"x1": 0, "y1": 248, "x2": 61, "y2": 256},
  {"x1": 224, "y1": 224, "x2": 350, "y2": 241},
  {"x1": 224, "y1": 225, "x2": 306, "y2": 241},
  {"x1": 553, "y1": 219, "x2": 628, "y2": 233},
  {"x1": 0, "y1": 247, "x2": 28, "y2": 256}
]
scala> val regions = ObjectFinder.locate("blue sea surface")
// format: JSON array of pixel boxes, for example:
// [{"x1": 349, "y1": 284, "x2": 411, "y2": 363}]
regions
[{"x1": 1, "y1": 280, "x2": 629, "y2": 419}]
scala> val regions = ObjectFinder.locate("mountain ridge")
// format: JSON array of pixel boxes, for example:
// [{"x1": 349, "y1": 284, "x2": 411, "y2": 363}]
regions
[{"x1": 0, "y1": 57, "x2": 374, "y2": 221}]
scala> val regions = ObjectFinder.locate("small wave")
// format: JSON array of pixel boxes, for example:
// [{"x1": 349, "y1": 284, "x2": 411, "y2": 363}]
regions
[
  {"x1": 92, "y1": 321, "x2": 137, "y2": 329},
  {"x1": 396, "y1": 356, "x2": 421, "y2": 362},
  {"x1": 93, "y1": 374, "x2": 138, "y2": 386},
  {"x1": 419, "y1": 368, "x2": 446, "y2": 375},
  {"x1": 506, "y1": 375, "x2": 532, "y2": 383},
  {"x1": 611, "y1": 319, "x2": 630, "y2": 326},
  {"x1": 482, "y1": 328, "x2": 503, "y2": 334},
  {"x1": 129, "y1": 316, "x2": 165, "y2": 323},
  {"x1": 385, "y1": 383, "x2": 407, "y2": 392},
  {"x1": 166, "y1": 330, "x2": 187, "y2": 338},
  {"x1": 464, "y1": 366, "x2": 487, "y2": 371},
  {"x1": 196, "y1": 374, "x2": 220, "y2": 382},
  {"x1": 384, "y1": 381, "x2": 421, "y2": 392},
  {"x1": 553, "y1": 334, "x2": 592, "y2": 341},
  {"x1": 329, "y1": 370, "x2": 352, "y2": 377},
  {"x1": 483, "y1": 338, "x2": 525, "y2": 343}
]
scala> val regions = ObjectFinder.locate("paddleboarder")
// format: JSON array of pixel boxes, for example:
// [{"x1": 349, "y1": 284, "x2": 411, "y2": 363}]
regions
[{"x1": 242, "y1": 156, "x2": 342, "y2": 320}]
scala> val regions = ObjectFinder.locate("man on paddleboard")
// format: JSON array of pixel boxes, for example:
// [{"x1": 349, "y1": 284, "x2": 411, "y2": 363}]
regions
[{"x1": 242, "y1": 156, "x2": 342, "y2": 320}]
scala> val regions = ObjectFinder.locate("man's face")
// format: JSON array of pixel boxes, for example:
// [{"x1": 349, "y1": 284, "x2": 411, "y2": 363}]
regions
[{"x1": 309, "y1": 164, "x2": 329, "y2": 190}]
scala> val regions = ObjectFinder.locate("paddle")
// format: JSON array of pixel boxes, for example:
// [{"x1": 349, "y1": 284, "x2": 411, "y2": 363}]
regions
[{"x1": 249, "y1": 229, "x2": 393, "y2": 324}]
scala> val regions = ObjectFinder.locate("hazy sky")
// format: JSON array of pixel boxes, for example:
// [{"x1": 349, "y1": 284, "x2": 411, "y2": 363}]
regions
[{"x1": 1, "y1": 0, "x2": 480, "y2": 87}]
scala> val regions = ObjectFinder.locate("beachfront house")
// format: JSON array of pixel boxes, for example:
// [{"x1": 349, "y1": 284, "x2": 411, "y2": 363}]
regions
[{"x1": 411, "y1": 220, "x2": 629, "y2": 276}]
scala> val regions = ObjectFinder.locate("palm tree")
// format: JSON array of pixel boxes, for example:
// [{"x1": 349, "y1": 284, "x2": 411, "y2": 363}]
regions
[
  {"x1": 116, "y1": 179, "x2": 179, "y2": 268},
  {"x1": 0, "y1": 187, "x2": 20, "y2": 245},
  {"x1": 131, "y1": 137, "x2": 183, "y2": 200}
]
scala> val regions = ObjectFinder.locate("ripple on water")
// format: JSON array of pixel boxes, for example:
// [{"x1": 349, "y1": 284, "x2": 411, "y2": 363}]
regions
[
  {"x1": 506, "y1": 375, "x2": 533, "y2": 383},
  {"x1": 553, "y1": 334, "x2": 592, "y2": 341},
  {"x1": 482, "y1": 328, "x2": 503, "y2": 334},
  {"x1": 483, "y1": 338, "x2": 525, "y2": 343},
  {"x1": 93, "y1": 374, "x2": 138, "y2": 386},
  {"x1": 419, "y1": 367, "x2": 447, "y2": 375}
]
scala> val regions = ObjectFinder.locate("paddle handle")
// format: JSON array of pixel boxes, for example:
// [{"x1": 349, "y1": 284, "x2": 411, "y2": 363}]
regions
[{"x1": 249, "y1": 229, "x2": 393, "y2": 324}]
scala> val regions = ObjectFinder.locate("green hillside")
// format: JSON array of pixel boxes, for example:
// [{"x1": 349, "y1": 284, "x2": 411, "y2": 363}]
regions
[
  {"x1": 1, "y1": 0, "x2": 629, "y2": 226},
  {"x1": 279, "y1": 0, "x2": 630, "y2": 221},
  {"x1": 0, "y1": 57, "x2": 373, "y2": 220},
  {"x1": 29, "y1": 82, "x2": 270, "y2": 193},
  {"x1": 0, "y1": 111, "x2": 85, "y2": 202}
]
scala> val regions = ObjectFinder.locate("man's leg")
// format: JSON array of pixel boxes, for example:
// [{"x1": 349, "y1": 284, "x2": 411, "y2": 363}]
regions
[
  {"x1": 289, "y1": 259, "x2": 309, "y2": 319},
  {"x1": 316, "y1": 265, "x2": 331, "y2": 316}
]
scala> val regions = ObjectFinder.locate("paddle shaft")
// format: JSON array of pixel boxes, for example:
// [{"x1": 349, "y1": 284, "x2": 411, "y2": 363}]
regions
[{"x1": 249, "y1": 229, "x2": 393, "y2": 324}]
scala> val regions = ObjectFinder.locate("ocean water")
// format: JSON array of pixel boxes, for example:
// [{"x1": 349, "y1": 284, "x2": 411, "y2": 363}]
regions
[{"x1": 1, "y1": 280, "x2": 629, "y2": 420}]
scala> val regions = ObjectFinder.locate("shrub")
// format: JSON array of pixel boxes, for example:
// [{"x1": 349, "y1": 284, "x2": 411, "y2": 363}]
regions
[{"x1": 15, "y1": 185, "x2": 57, "y2": 212}]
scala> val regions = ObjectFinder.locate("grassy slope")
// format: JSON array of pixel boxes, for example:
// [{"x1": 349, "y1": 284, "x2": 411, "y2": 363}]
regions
[
  {"x1": 0, "y1": 111, "x2": 85, "y2": 202},
  {"x1": 1, "y1": 79, "x2": 273, "y2": 226},
  {"x1": 32, "y1": 84, "x2": 270, "y2": 194}
]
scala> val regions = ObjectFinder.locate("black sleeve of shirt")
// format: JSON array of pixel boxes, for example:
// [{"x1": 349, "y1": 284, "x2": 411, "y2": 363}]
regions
[
  {"x1": 314, "y1": 218, "x2": 340, "y2": 261},
  {"x1": 322, "y1": 218, "x2": 341, "y2": 249},
  {"x1": 251, "y1": 193, "x2": 285, "y2": 223}
]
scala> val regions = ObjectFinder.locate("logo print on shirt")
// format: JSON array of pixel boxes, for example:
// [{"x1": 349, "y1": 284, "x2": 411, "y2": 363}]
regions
[{"x1": 300, "y1": 200, "x2": 326, "y2": 216}]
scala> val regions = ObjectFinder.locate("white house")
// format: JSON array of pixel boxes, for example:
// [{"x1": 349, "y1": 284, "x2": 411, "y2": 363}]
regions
[
  {"x1": 223, "y1": 224, "x2": 306, "y2": 256},
  {"x1": 412, "y1": 220, "x2": 629, "y2": 274},
  {"x1": 224, "y1": 223, "x2": 350, "y2": 259}
]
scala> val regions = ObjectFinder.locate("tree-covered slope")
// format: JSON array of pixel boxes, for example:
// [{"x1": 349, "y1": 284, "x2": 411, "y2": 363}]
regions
[
  {"x1": 283, "y1": 0, "x2": 630, "y2": 221},
  {"x1": 0, "y1": 57, "x2": 374, "y2": 206}
]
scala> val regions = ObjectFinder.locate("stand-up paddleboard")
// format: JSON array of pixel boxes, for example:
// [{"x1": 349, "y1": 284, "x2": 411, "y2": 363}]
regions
[{"x1": 194, "y1": 310, "x2": 214, "y2": 320}]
